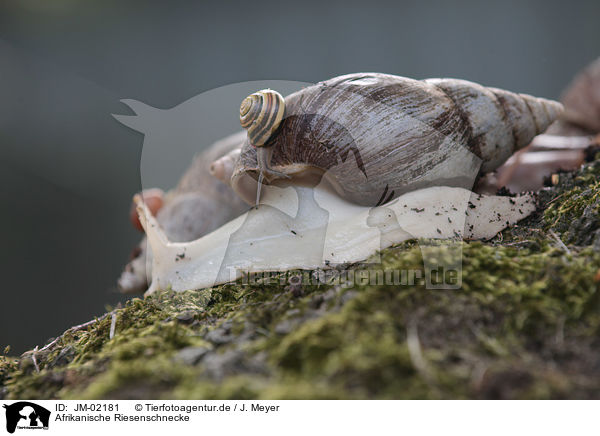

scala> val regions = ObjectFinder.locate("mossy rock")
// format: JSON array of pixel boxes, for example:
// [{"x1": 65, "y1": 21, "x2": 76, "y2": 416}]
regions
[{"x1": 2, "y1": 158, "x2": 600, "y2": 400}]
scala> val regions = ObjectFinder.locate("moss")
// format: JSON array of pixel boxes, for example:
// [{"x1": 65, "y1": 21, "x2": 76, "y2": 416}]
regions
[
  {"x1": 543, "y1": 159, "x2": 600, "y2": 247},
  {"x1": 2, "y1": 241, "x2": 598, "y2": 400},
  {"x1": 2, "y1": 158, "x2": 600, "y2": 400}
]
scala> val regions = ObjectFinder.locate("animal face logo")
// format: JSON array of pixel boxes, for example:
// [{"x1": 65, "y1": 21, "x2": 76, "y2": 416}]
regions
[{"x1": 2, "y1": 402, "x2": 50, "y2": 434}]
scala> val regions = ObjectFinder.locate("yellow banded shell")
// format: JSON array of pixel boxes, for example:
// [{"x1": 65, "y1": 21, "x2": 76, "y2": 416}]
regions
[{"x1": 239, "y1": 89, "x2": 285, "y2": 146}]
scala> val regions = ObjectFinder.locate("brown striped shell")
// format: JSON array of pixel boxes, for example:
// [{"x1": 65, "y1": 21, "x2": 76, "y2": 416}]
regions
[
  {"x1": 232, "y1": 73, "x2": 563, "y2": 206},
  {"x1": 239, "y1": 89, "x2": 285, "y2": 146}
]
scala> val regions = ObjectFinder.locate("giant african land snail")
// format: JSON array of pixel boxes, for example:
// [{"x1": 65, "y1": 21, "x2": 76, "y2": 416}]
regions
[{"x1": 126, "y1": 73, "x2": 564, "y2": 295}]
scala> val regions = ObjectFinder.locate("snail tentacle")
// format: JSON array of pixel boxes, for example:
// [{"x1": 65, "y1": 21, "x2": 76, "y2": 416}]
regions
[{"x1": 256, "y1": 147, "x2": 290, "y2": 182}]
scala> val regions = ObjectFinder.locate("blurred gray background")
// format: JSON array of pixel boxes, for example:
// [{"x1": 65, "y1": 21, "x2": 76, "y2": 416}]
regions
[{"x1": 0, "y1": 0, "x2": 598, "y2": 353}]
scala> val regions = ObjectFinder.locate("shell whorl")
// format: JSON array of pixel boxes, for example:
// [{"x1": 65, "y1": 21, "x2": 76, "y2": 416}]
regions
[{"x1": 239, "y1": 89, "x2": 285, "y2": 146}]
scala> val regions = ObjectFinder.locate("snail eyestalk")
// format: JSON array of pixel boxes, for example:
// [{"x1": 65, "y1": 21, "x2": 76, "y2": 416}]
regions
[{"x1": 256, "y1": 146, "x2": 291, "y2": 182}]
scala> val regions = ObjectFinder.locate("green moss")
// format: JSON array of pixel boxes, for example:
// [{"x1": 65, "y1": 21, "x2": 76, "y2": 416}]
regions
[
  {"x1": 2, "y1": 241, "x2": 598, "y2": 400},
  {"x1": 543, "y1": 159, "x2": 600, "y2": 247}
]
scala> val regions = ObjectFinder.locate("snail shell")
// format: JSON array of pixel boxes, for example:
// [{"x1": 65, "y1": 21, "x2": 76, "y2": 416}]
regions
[
  {"x1": 233, "y1": 73, "x2": 563, "y2": 206},
  {"x1": 239, "y1": 89, "x2": 285, "y2": 146},
  {"x1": 548, "y1": 57, "x2": 600, "y2": 135}
]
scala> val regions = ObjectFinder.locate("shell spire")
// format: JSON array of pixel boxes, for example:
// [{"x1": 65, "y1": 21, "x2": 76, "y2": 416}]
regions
[
  {"x1": 496, "y1": 90, "x2": 564, "y2": 136},
  {"x1": 426, "y1": 78, "x2": 564, "y2": 172}
]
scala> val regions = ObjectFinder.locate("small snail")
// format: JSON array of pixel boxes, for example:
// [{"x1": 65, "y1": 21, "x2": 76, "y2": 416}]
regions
[
  {"x1": 239, "y1": 89, "x2": 289, "y2": 181},
  {"x1": 232, "y1": 73, "x2": 563, "y2": 206}
]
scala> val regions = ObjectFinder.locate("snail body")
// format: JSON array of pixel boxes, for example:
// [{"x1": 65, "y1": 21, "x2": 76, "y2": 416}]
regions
[
  {"x1": 118, "y1": 131, "x2": 248, "y2": 294},
  {"x1": 233, "y1": 73, "x2": 563, "y2": 205},
  {"x1": 136, "y1": 182, "x2": 536, "y2": 294}
]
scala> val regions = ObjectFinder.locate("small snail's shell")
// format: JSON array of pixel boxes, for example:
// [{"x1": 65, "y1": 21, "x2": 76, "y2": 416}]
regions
[
  {"x1": 239, "y1": 89, "x2": 285, "y2": 146},
  {"x1": 232, "y1": 73, "x2": 563, "y2": 206}
]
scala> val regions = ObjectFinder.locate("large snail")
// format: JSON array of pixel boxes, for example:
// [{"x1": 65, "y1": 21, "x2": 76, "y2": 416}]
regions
[
  {"x1": 125, "y1": 73, "x2": 563, "y2": 294},
  {"x1": 228, "y1": 73, "x2": 563, "y2": 205}
]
